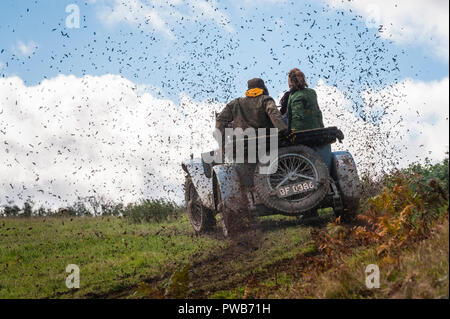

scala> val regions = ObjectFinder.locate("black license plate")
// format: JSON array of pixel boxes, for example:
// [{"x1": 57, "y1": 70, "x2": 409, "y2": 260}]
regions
[{"x1": 277, "y1": 181, "x2": 316, "y2": 198}]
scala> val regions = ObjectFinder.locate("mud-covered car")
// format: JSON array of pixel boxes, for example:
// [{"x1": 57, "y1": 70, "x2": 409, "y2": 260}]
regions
[{"x1": 182, "y1": 127, "x2": 361, "y2": 237}]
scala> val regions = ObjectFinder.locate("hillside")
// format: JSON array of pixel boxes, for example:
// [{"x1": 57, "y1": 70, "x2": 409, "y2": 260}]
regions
[{"x1": 0, "y1": 158, "x2": 448, "y2": 299}]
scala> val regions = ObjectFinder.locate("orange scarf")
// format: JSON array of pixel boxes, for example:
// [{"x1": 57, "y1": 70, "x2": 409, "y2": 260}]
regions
[{"x1": 245, "y1": 88, "x2": 264, "y2": 97}]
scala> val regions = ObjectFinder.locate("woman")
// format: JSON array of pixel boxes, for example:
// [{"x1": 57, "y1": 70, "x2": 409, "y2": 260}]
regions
[
  {"x1": 286, "y1": 68, "x2": 324, "y2": 131},
  {"x1": 287, "y1": 68, "x2": 332, "y2": 170},
  {"x1": 286, "y1": 69, "x2": 329, "y2": 219}
]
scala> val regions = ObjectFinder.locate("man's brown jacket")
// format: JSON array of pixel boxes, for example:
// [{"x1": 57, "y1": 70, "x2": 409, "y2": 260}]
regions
[{"x1": 215, "y1": 94, "x2": 287, "y2": 140}]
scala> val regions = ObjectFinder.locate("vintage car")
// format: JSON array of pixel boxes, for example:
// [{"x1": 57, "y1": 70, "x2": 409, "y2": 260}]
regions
[{"x1": 182, "y1": 127, "x2": 361, "y2": 237}]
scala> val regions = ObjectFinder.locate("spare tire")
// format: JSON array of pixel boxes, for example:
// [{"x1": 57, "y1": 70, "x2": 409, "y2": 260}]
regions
[{"x1": 254, "y1": 145, "x2": 329, "y2": 214}]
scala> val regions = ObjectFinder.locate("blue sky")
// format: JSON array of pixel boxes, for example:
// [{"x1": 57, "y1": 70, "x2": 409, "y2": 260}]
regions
[{"x1": 0, "y1": 0, "x2": 448, "y2": 105}]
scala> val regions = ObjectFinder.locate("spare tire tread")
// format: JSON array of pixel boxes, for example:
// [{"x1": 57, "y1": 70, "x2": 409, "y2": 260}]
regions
[{"x1": 254, "y1": 145, "x2": 330, "y2": 214}]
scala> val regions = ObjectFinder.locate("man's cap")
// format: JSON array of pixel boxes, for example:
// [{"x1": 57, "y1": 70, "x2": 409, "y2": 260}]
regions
[
  {"x1": 247, "y1": 78, "x2": 269, "y2": 95},
  {"x1": 248, "y1": 78, "x2": 266, "y2": 90}
]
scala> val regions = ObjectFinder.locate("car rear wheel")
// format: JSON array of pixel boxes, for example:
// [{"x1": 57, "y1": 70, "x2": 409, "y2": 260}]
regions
[
  {"x1": 185, "y1": 177, "x2": 216, "y2": 233},
  {"x1": 331, "y1": 151, "x2": 361, "y2": 223}
]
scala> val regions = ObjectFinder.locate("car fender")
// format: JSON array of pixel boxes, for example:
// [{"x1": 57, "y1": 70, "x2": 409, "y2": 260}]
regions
[
  {"x1": 331, "y1": 151, "x2": 361, "y2": 200},
  {"x1": 181, "y1": 159, "x2": 214, "y2": 210},
  {"x1": 212, "y1": 164, "x2": 246, "y2": 213}
]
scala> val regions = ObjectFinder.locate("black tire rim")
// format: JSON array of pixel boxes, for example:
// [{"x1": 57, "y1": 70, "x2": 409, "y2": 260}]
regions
[{"x1": 266, "y1": 153, "x2": 318, "y2": 202}]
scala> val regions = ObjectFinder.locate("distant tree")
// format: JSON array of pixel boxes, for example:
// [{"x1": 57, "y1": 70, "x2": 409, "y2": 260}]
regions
[
  {"x1": 36, "y1": 206, "x2": 50, "y2": 217},
  {"x1": 70, "y1": 200, "x2": 91, "y2": 217},
  {"x1": 3, "y1": 205, "x2": 20, "y2": 217},
  {"x1": 23, "y1": 200, "x2": 34, "y2": 217},
  {"x1": 87, "y1": 196, "x2": 102, "y2": 216}
]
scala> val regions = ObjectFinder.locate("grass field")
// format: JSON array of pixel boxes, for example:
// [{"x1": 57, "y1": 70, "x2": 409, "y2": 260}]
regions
[
  {"x1": 0, "y1": 215, "x2": 226, "y2": 298},
  {"x1": 1, "y1": 211, "x2": 447, "y2": 299},
  {"x1": 0, "y1": 213, "x2": 327, "y2": 298}
]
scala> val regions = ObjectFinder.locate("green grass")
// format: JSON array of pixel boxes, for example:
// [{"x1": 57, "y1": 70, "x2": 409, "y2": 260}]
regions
[
  {"x1": 0, "y1": 213, "x2": 312, "y2": 298},
  {"x1": 1, "y1": 210, "x2": 447, "y2": 299},
  {"x1": 1, "y1": 156, "x2": 447, "y2": 299},
  {"x1": 0, "y1": 216, "x2": 224, "y2": 298},
  {"x1": 0, "y1": 213, "x2": 325, "y2": 299}
]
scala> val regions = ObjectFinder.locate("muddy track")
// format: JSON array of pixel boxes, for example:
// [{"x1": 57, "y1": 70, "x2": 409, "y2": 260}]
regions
[
  {"x1": 48, "y1": 215, "x2": 333, "y2": 299},
  {"x1": 93, "y1": 215, "x2": 333, "y2": 299},
  {"x1": 186, "y1": 217, "x2": 331, "y2": 298}
]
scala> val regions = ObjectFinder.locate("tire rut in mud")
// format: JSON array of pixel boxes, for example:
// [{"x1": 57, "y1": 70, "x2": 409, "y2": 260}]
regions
[{"x1": 186, "y1": 216, "x2": 331, "y2": 298}]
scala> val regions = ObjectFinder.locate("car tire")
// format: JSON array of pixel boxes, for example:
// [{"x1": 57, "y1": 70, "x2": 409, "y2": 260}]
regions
[
  {"x1": 331, "y1": 152, "x2": 361, "y2": 223},
  {"x1": 185, "y1": 177, "x2": 216, "y2": 233}
]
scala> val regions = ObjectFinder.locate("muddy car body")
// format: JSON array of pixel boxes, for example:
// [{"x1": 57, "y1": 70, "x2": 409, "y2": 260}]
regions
[{"x1": 182, "y1": 127, "x2": 361, "y2": 237}]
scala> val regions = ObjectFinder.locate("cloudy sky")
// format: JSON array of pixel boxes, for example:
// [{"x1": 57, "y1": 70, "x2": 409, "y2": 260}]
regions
[{"x1": 0, "y1": 0, "x2": 448, "y2": 208}]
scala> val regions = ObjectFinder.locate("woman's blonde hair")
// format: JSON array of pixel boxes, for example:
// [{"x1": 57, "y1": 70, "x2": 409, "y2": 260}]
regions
[{"x1": 288, "y1": 68, "x2": 308, "y2": 90}]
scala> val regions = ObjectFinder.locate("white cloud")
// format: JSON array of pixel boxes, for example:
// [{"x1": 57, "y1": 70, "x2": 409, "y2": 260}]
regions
[
  {"x1": 98, "y1": 0, "x2": 176, "y2": 38},
  {"x1": 0, "y1": 74, "x2": 221, "y2": 209},
  {"x1": 315, "y1": 79, "x2": 394, "y2": 174},
  {"x1": 315, "y1": 76, "x2": 449, "y2": 172},
  {"x1": 1, "y1": 74, "x2": 447, "y2": 209},
  {"x1": 13, "y1": 40, "x2": 39, "y2": 57},
  {"x1": 94, "y1": 0, "x2": 233, "y2": 38},
  {"x1": 363, "y1": 77, "x2": 449, "y2": 166},
  {"x1": 326, "y1": 0, "x2": 449, "y2": 61}
]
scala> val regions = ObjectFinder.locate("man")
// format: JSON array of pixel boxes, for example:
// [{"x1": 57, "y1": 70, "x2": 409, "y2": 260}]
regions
[
  {"x1": 214, "y1": 78, "x2": 287, "y2": 234},
  {"x1": 214, "y1": 77, "x2": 287, "y2": 184},
  {"x1": 215, "y1": 78, "x2": 287, "y2": 148}
]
